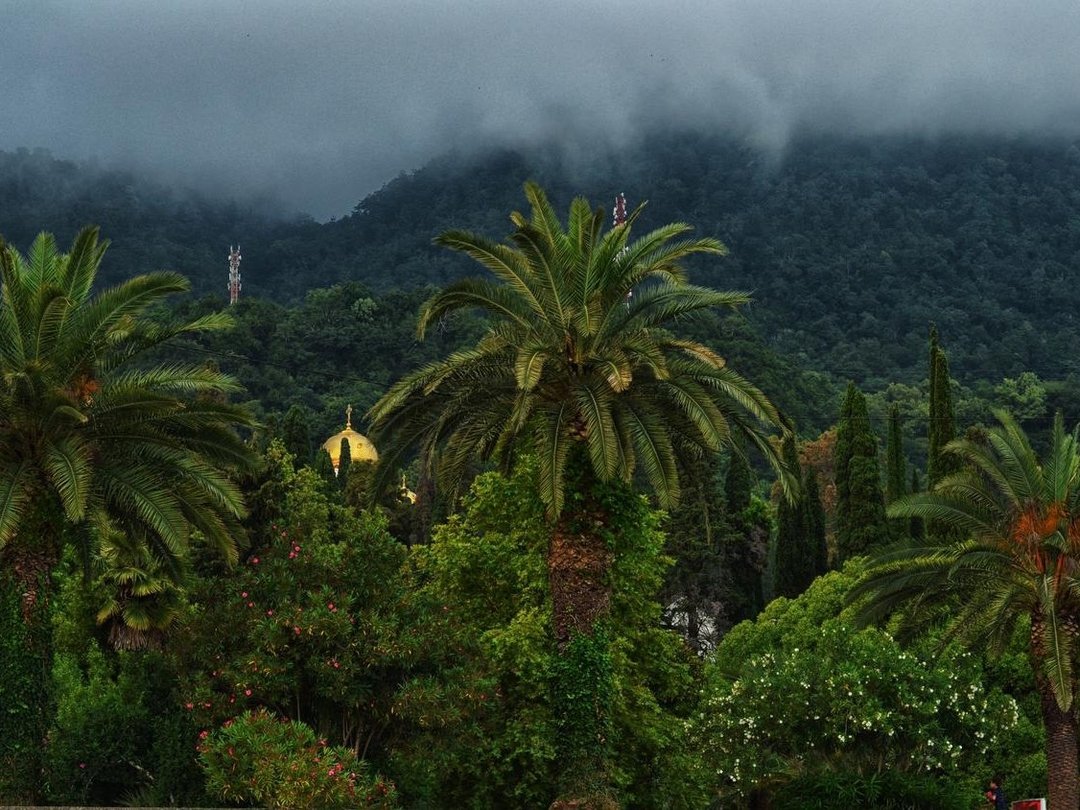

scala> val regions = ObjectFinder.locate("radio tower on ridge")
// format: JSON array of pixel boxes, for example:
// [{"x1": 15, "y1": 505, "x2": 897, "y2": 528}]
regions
[
  {"x1": 227, "y1": 245, "x2": 242, "y2": 305},
  {"x1": 613, "y1": 193, "x2": 631, "y2": 306}
]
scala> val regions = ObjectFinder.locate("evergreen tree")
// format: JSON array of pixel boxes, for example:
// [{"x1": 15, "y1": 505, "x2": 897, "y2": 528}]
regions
[
  {"x1": 662, "y1": 453, "x2": 726, "y2": 650},
  {"x1": 885, "y1": 405, "x2": 906, "y2": 503},
  {"x1": 885, "y1": 404, "x2": 908, "y2": 538},
  {"x1": 337, "y1": 438, "x2": 352, "y2": 492},
  {"x1": 314, "y1": 448, "x2": 336, "y2": 486},
  {"x1": 834, "y1": 382, "x2": 888, "y2": 562},
  {"x1": 909, "y1": 469, "x2": 925, "y2": 542},
  {"x1": 927, "y1": 326, "x2": 957, "y2": 487},
  {"x1": 773, "y1": 434, "x2": 808, "y2": 599},
  {"x1": 724, "y1": 451, "x2": 753, "y2": 514},
  {"x1": 801, "y1": 468, "x2": 828, "y2": 575},
  {"x1": 281, "y1": 405, "x2": 312, "y2": 467}
]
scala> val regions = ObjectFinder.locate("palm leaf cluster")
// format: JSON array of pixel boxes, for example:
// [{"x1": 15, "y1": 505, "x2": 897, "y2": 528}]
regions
[
  {"x1": 857, "y1": 410, "x2": 1080, "y2": 709},
  {"x1": 0, "y1": 228, "x2": 255, "y2": 573},
  {"x1": 369, "y1": 182, "x2": 788, "y2": 517}
]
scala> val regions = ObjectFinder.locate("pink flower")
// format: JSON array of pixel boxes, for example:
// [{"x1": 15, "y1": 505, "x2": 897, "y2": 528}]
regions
[
  {"x1": 241, "y1": 591, "x2": 248, "y2": 598},
  {"x1": 244, "y1": 689, "x2": 252, "y2": 696},
  {"x1": 294, "y1": 626, "x2": 302, "y2": 635},
  {"x1": 198, "y1": 730, "x2": 209, "y2": 740},
  {"x1": 78, "y1": 762, "x2": 86, "y2": 769},
  {"x1": 266, "y1": 609, "x2": 274, "y2": 616},
  {"x1": 247, "y1": 601, "x2": 255, "y2": 608},
  {"x1": 251, "y1": 556, "x2": 260, "y2": 565},
  {"x1": 184, "y1": 702, "x2": 193, "y2": 710}
]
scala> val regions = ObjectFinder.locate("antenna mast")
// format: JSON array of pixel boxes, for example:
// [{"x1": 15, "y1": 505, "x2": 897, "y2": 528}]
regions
[
  {"x1": 613, "y1": 193, "x2": 631, "y2": 306},
  {"x1": 227, "y1": 245, "x2": 242, "y2": 305}
]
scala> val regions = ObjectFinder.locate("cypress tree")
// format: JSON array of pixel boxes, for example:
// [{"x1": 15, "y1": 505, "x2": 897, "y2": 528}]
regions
[
  {"x1": 773, "y1": 434, "x2": 805, "y2": 599},
  {"x1": 724, "y1": 451, "x2": 753, "y2": 514},
  {"x1": 909, "y1": 469, "x2": 925, "y2": 542},
  {"x1": 802, "y1": 468, "x2": 829, "y2": 574},
  {"x1": 337, "y1": 437, "x2": 352, "y2": 491},
  {"x1": 927, "y1": 326, "x2": 957, "y2": 488},
  {"x1": 314, "y1": 448, "x2": 336, "y2": 486},
  {"x1": 885, "y1": 404, "x2": 908, "y2": 538},
  {"x1": 281, "y1": 404, "x2": 312, "y2": 467},
  {"x1": 835, "y1": 382, "x2": 888, "y2": 562},
  {"x1": 885, "y1": 405, "x2": 906, "y2": 503}
]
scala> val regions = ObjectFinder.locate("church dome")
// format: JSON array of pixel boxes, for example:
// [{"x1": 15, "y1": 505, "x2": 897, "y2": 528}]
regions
[{"x1": 321, "y1": 405, "x2": 378, "y2": 470}]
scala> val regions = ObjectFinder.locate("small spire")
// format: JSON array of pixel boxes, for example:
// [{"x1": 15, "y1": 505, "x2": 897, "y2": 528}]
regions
[{"x1": 345, "y1": 404, "x2": 353, "y2": 429}]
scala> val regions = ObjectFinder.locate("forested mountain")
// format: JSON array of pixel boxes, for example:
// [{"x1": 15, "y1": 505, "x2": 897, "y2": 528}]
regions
[{"x1": 4, "y1": 133, "x2": 1080, "y2": 394}]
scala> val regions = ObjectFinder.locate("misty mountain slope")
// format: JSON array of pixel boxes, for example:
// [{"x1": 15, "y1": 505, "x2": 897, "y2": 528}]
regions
[
  {"x1": 3, "y1": 134, "x2": 1080, "y2": 391},
  {"x1": 319, "y1": 133, "x2": 1080, "y2": 387},
  {"x1": 0, "y1": 147, "x2": 301, "y2": 298}
]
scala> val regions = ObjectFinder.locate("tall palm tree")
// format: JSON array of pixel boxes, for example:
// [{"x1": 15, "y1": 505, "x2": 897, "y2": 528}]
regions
[
  {"x1": 0, "y1": 228, "x2": 256, "y2": 616},
  {"x1": 855, "y1": 411, "x2": 1080, "y2": 810},
  {"x1": 369, "y1": 183, "x2": 789, "y2": 806}
]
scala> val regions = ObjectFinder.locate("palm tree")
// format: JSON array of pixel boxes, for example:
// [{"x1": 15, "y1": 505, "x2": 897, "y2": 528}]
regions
[
  {"x1": 369, "y1": 183, "x2": 789, "y2": 806},
  {"x1": 855, "y1": 411, "x2": 1080, "y2": 810},
  {"x1": 95, "y1": 527, "x2": 187, "y2": 652},
  {"x1": 0, "y1": 228, "x2": 256, "y2": 615},
  {"x1": 0, "y1": 227, "x2": 255, "y2": 799}
]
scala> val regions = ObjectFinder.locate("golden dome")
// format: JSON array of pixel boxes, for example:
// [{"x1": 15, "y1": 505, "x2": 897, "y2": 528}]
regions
[
  {"x1": 400, "y1": 474, "x2": 417, "y2": 505},
  {"x1": 321, "y1": 405, "x2": 378, "y2": 470}
]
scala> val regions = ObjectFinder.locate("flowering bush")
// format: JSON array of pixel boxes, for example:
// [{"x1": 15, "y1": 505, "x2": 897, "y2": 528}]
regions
[
  {"x1": 199, "y1": 709, "x2": 396, "y2": 808},
  {"x1": 690, "y1": 565, "x2": 1020, "y2": 803}
]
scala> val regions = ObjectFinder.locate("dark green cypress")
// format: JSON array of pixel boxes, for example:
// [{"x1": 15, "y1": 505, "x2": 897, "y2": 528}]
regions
[
  {"x1": 885, "y1": 404, "x2": 908, "y2": 539},
  {"x1": 909, "y1": 469, "x2": 925, "y2": 542},
  {"x1": 773, "y1": 434, "x2": 805, "y2": 599},
  {"x1": 724, "y1": 451, "x2": 753, "y2": 514},
  {"x1": 835, "y1": 382, "x2": 888, "y2": 562},
  {"x1": 281, "y1": 404, "x2": 312, "y2": 467},
  {"x1": 927, "y1": 326, "x2": 957, "y2": 488},
  {"x1": 337, "y1": 437, "x2": 352, "y2": 491},
  {"x1": 885, "y1": 405, "x2": 906, "y2": 503},
  {"x1": 314, "y1": 448, "x2": 335, "y2": 486},
  {"x1": 802, "y1": 469, "x2": 829, "y2": 575}
]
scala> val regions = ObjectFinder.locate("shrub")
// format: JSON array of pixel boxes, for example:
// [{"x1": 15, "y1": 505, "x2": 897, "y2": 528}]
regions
[{"x1": 199, "y1": 709, "x2": 396, "y2": 809}]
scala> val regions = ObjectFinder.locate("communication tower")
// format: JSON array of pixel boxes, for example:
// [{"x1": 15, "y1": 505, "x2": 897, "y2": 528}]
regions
[{"x1": 227, "y1": 245, "x2": 242, "y2": 305}]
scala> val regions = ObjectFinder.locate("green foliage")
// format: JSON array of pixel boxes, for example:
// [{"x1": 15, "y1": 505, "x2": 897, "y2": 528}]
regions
[
  {"x1": 368, "y1": 181, "x2": 787, "y2": 518},
  {"x1": 282, "y1": 404, "x2": 313, "y2": 466},
  {"x1": 175, "y1": 442, "x2": 406, "y2": 768},
  {"x1": 835, "y1": 383, "x2": 888, "y2": 561},
  {"x1": 861, "y1": 411, "x2": 1080, "y2": 810},
  {"x1": 697, "y1": 562, "x2": 1021, "y2": 805},
  {"x1": 927, "y1": 326, "x2": 959, "y2": 489},
  {"x1": 0, "y1": 577, "x2": 48, "y2": 802},
  {"x1": 199, "y1": 709, "x2": 396, "y2": 809},
  {"x1": 45, "y1": 648, "x2": 153, "y2": 804},
  {"x1": 552, "y1": 629, "x2": 615, "y2": 800},
  {"x1": 774, "y1": 434, "x2": 813, "y2": 599},
  {"x1": 390, "y1": 461, "x2": 707, "y2": 809},
  {"x1": 773, "y1": 770, "x2": 970, "y2": 810},
  {"x1": 724, "y1": 451, "x2": 753, "y2": 513},
  {"x1": 337, "y1": 435, "x2": 352, "y2": 491}
]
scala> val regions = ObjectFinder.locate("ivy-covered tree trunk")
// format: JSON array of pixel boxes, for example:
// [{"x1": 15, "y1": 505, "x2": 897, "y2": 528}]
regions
[
  {"x1": 1031, "y1": 614, "x2": 1080, "y2": 810},
  {"x1": 0, "y1": 511, "x2": 62, "y2": 803},
  {"x1": 548, "y1": 457, "x2": 618, "y2": 810}
]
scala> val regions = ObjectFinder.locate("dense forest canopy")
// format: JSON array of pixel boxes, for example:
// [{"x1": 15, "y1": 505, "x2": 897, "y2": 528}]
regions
[{"x1": 4, "y1": 132, "x2": 1079, "y2": 399}]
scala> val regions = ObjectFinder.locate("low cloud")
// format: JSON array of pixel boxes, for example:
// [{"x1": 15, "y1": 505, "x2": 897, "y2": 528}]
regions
[{"x1": 5, "y1": 0, "x2": 1079, "y2": 218}]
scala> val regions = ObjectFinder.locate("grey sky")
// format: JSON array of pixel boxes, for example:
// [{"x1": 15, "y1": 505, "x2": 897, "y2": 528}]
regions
[{"x1": 5, "y1": 0, "x2": 1080, "y2": 218}]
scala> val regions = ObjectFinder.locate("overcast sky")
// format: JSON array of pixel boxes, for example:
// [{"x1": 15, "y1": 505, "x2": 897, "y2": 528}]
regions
[{"x1": 5, "y1": 0, "x2": 1080, "y2": 218}]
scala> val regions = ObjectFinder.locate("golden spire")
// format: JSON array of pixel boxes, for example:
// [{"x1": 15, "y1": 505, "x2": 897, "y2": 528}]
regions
[{"x1": 345, "y1": 403, "x2": 353, "y2": 430}]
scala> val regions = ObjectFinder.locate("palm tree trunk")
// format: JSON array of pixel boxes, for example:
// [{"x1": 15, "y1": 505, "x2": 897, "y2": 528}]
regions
[
  {"x1": 549, "y1": 518, "x2": 613, "y2": 648},
  {"x1": 547, "y1": 468, "x2": 618, "y2": 810},
  {"x1": 1031, "y1": 615, "x2": 1080, "y2": 810},
  {"x1": 1039, "y1": 684, "x2": 1079, "y2": 810},
  {"x1": 0, "y1": 534, "x2": 59, "y2": 803}
]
